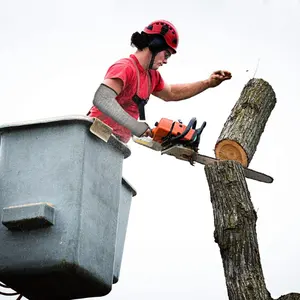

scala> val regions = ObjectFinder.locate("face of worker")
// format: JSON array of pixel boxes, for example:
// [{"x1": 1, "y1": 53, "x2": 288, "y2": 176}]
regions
[{"x1": 151, "y1": 49, "x2": 172, "y2": 70}]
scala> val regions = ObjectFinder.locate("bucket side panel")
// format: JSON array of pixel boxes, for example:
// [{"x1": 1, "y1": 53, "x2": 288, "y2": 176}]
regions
[
  {"x1": 78, "y1": 133, "x2": 125, "y2": 287},
  {"x1": 0, "y1": 123, "x2": 85, "y2": 269}
]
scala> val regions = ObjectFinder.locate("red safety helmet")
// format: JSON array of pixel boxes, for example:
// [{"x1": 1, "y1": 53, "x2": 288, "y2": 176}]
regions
[{"x1": 143, "y1": 20, "x2": 179, "y2": 54}]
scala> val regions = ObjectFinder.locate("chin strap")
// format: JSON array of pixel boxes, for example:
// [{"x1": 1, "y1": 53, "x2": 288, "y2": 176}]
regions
[{"x1": 148, "y1": 52, "x2": 157, "y2": 69}]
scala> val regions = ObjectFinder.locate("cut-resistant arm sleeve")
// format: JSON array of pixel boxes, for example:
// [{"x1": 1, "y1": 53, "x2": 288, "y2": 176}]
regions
[{"x1": 92, "y1": 84, "x2": 149, "y2": 137}]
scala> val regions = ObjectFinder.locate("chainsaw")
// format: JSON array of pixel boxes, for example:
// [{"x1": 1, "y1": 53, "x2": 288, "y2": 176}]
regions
[{"x1": 133, "y1": 117, "x2": 273, "y2": 184}]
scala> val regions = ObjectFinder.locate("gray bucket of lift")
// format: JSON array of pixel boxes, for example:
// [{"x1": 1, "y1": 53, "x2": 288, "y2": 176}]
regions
[
  {"x1": 0, "y1": 115, "x2": 131, "y2": 300},
  {"x1": 113, "y1": 177, "x2": 136, "y2": 284}
]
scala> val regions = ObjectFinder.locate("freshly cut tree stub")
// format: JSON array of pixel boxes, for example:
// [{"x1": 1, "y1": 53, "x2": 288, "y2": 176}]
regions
[{"x1": 215, "y1": 139, "x2": 248, "y2": 167}]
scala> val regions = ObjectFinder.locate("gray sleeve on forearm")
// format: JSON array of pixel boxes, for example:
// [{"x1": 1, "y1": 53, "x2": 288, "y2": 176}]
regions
[{"x1": 92, "y1": 84, "x2": 149, "y2": 137}]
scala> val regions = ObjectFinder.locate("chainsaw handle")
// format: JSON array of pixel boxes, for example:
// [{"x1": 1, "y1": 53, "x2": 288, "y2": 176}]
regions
[
  {"x1": 196, "y1": 121, "x2": 207, "y2": 136},
  {"x1": 190, "y1": 121, "x2": 207, "y2": 148},
  {"x1": 168, "y1": 117, "x2": 197, "y2": 143}
]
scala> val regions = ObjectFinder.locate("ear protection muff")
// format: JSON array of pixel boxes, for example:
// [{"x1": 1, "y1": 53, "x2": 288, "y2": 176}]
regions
[{"x1": 148, "y1": 35, "x2": 168, "y2": 54}]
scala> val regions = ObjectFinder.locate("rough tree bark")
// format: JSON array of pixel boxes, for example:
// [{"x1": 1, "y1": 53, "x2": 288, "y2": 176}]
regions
[
  {"x1": 205, "y1": 161, "x2": 300, "y2": 300},
  {"x1": 205, "y1": 161, "x2": 271, "y2": 300},
  {"x1": 204, "y1": 79, "x2": 300, "y2": 300},
  {"x1": 215, "y1": 79, "x2": 276, "y2": 167}
]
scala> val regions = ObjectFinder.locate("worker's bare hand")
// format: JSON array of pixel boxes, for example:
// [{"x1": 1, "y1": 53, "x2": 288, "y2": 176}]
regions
[{"x1": 208, "y1": 70, "x2": 232, "y2": 88}]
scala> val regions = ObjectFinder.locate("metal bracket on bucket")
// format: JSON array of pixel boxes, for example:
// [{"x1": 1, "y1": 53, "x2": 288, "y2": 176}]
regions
[
  {"x1": 2, "y1": 202, "x2": 55, "y2": 231},
  {"x1": 89, "y1": 118, "x2": 113, "y2": 143}
]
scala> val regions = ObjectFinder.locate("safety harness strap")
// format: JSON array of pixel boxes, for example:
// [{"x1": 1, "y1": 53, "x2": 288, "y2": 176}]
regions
[{"x1": 130, "y1": 58, "x2": 152, "y2": 120}]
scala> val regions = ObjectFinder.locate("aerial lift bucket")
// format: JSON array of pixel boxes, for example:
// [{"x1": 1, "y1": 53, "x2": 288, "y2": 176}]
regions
[{"x1": 0, "y1": 115, "x2": 135, "y2": 299}]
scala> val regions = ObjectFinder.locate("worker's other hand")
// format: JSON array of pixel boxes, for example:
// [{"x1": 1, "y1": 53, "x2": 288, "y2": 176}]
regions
[
  {"x1": 208, "y1": 70, "x2": 232, "y2": 88},
  {"x1": 142, "y1": 128, "x2": 153, "y2": 138}
]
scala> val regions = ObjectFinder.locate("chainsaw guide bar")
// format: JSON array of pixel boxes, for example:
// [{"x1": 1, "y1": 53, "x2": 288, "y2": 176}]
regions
[
  {"x1": 161, "y1": 145, "x2": 273, "y2": 184},
  {"x1": 133, "y1": 137, "x2": 273, "y2": 184}
]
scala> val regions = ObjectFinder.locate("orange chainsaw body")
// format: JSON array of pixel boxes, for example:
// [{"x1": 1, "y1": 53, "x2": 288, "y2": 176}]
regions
[{"x1": 151, "y1": 118, "x2": 195, "y2": 143}]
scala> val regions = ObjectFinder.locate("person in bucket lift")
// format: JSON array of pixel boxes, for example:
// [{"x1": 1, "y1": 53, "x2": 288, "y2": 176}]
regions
[{"x1": 88, "y1": 20, "x2": 232, "y2": 143}]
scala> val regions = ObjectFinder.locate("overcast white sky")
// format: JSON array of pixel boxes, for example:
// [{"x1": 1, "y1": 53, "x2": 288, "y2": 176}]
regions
[{"x1": 1, "y1": 0, "x2": 300, "y2": 299}]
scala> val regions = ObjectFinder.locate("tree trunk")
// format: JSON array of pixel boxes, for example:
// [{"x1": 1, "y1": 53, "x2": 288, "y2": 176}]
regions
[
  {"x1": 204, "y1": 78, "x2": 300, "y2": 299},
  {"x1": 205, "y1": 160, "x2": 300, "y2": 300},
  {"x1": 205, "y1": 160, "x2": 272, "y2": 300},
  {"x1": 215, "y1": 78, "x2": 276, "y2": 167},
  {"x1": 277, "y1": 294, "x2": 300, "y2": 300}
]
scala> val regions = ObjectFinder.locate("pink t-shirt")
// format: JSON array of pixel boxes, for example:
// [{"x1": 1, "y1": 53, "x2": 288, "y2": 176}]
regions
[{"x1": 88, "y1": 54, "x2": 165, "y2": 143}]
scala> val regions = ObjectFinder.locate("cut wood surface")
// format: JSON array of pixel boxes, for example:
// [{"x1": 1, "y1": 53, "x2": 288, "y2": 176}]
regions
[{"x1": 215, "y1": 78, "x2": 276, "y2": 167}]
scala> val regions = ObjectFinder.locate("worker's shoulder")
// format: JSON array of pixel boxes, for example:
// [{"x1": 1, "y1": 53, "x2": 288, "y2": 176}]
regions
[
  {"x1": 110, "y1": 57, "x2": 135, "y2": 68},
  {"x1": 107, "y1": 57, "x2": 136, "y2": 74}
]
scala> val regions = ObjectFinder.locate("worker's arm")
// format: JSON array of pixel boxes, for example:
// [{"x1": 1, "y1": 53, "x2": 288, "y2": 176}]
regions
[
  {"x1": 93, "y1": 78, "x2": 150, "y2": 137},
  {"x1": 153, "y1": 70, "x2": 232, "y2": 101}
]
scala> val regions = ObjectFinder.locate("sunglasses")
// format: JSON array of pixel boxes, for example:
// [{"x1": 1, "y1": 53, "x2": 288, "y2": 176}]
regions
[{"x1": 164, "y1": 50, "x2": 172, "y2": 60}]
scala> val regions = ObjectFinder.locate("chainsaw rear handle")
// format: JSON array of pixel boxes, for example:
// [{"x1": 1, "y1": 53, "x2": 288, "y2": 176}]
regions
[
  {"x1": 168, "y1": 119, "x2": 207, "y2": 151},
  {"x1": 168, "y1": 118, "x2": 206, "y2": 144},
  {"x1": 167, "y1": 117, "x2": 198, "y2": 144}
]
